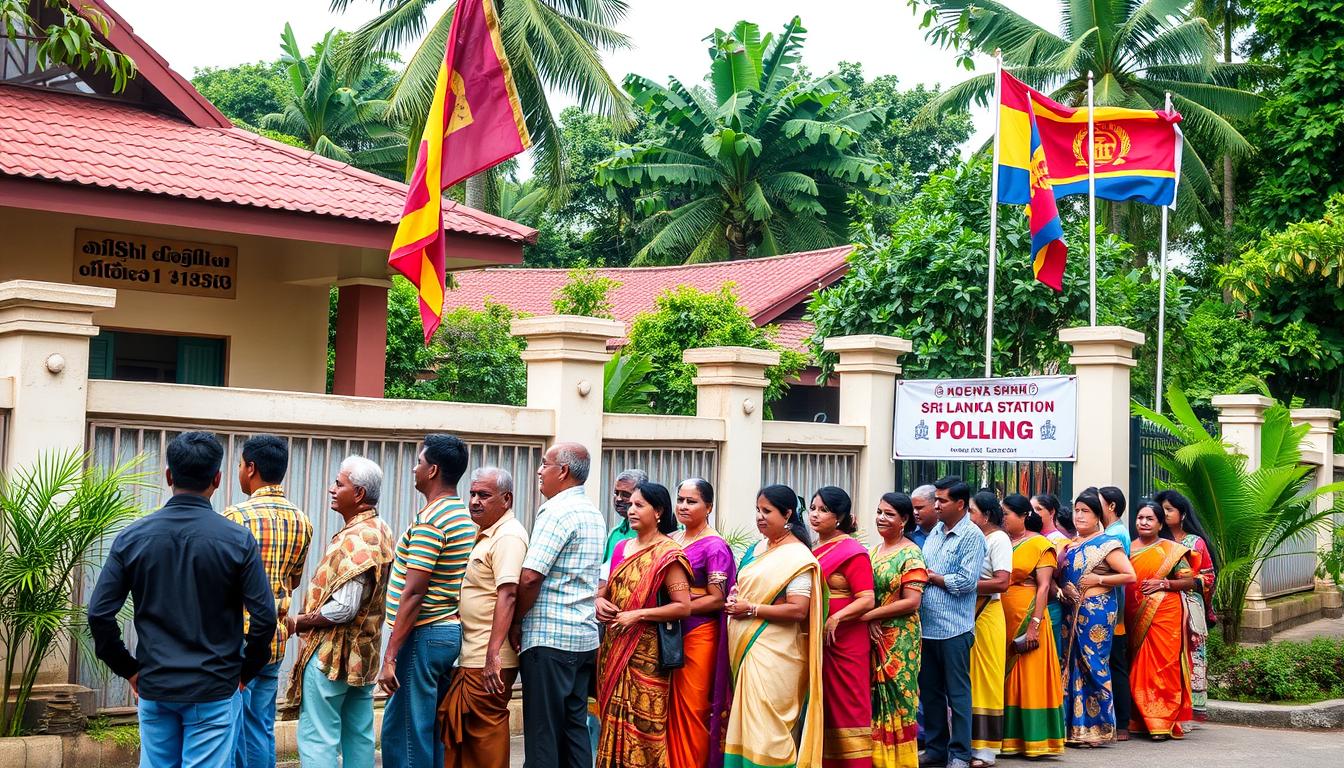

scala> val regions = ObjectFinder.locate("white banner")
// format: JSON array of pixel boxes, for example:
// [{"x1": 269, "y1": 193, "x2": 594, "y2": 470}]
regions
[{"x1": 894, "y1": 376, "x2": 1077, "y2": 461}]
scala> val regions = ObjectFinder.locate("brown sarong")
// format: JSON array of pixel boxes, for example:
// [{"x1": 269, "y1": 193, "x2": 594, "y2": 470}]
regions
[{"x1": 439, "y1": 666, "x2": 518, "y2": 768}]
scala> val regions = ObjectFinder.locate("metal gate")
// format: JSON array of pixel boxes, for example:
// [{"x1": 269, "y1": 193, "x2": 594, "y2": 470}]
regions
[{"x1": 896, "y1": 459, "x2": 1070, "y2": 500}]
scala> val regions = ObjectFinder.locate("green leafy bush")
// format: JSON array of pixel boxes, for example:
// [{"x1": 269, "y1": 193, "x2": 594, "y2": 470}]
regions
[
  {"x1": 553, "y1": 263, "x2": 620, "y2": 319},
  {"x1": 1209, "y1": 633, "x2": 1344, "y2": 703},
  {"x1": 625, "y1": 284, "x2": 806, "y2": 416}
]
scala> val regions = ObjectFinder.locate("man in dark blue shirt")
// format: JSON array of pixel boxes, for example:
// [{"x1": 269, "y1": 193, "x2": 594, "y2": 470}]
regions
[{"x1": 88, "y1": 431, "x2": 275, "y2": 768}]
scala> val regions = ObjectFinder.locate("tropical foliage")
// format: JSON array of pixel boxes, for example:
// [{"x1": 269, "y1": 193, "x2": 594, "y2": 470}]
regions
[
  {"x1": 597, "y1": 18, "x2": 887, "y2": 264},
  {"x1": 0, "y1": 0, "x2": 136, "y2": 91},
  {"x1": 332, "y1": 0, "x2": 633, "y2": 203},
  {"x1": 552, "y1": 263, "x2": 619, "y2": 318},
  {"x1": 0, "y1": 451, "x2": 149, "y2": 736},
  {"x1": 624, "y1": 284, "x2": 806, "y2": 415},
  {"x1": 908, "y1": 0, "x2": 1266, "y2": 229},
  {"x1": 260, "y1": 25, "x2": 405, "y2": 179},
  {"x1": 603, "y1": 351, "x2": 656, "y2": 414},
  {"x1": 1217, "y1": 193, "x2": 1344, "y2": 408},
  {"x1": 1133, "y1": 386, "x2": 1344, "y2": 641}
]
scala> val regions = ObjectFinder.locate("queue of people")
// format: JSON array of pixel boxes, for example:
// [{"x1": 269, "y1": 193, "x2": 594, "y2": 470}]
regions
[{"x1": 86, "y1": 429, "x2": 1218, "y2": 768}]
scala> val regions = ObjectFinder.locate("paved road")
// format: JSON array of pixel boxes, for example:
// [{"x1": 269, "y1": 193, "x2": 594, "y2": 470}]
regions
[{"x1": 504, "y1": 722, "x2": 1342, "y2": 766}]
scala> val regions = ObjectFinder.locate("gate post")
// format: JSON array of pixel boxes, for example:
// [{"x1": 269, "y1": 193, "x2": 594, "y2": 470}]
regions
[
  {"x1": 1213, "y1": 394, "x2": 1274, "y2": 634},
  {"x1": 684, "y1": 347, "x2": 779, "y2": 535},
  {"x1": 824, "y1": 335, "x2": 912, "y2": 543},
  {"x1": 1292, "y1": 408, "x2": 1342, "y2": 618},
  {"x1": 1059, "y1": 326, "x2": 1144, "y2": 500},
  {"x1": 511, "y1": 315, "x2": 624, "y2": 507}
]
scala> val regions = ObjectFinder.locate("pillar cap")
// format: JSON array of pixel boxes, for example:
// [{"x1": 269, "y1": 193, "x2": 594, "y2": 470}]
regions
[
  {"x1": 1290, "y1": 407, "x2": 1340, "y2": 424},
  {"x1": 684, "y1": 346, "x2": 780, "y2": 389},
  {"x1": 1060, "y1": 325, "x2": 1144, "y2": 368},
  {"x1": 823, "y1": 334, "x2": 912, "y2": 375},
  {"x1": 511, "y1": 315, "x2": 624, "y2": 363},
  {"x1": 1212, "y1": 394, "x2": 1274, "y2": 425},
  {"x1": 0, "y1": 280, "x2": 116, "y2": 339}
]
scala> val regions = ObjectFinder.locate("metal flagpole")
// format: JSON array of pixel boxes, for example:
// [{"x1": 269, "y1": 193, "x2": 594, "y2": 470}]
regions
[
  {"x1": 1087, "y1": 70, "x2": 1097, "y2": 326},
  {"x1": 985, "y1": 50, "x2": 1003, "y2": 378},
  {"x1": 1155, "y1": 92, "x2": 1173, "y2": 413}
]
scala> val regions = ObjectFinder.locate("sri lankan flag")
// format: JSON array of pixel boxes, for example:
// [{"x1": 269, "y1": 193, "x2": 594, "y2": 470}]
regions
[{"x1": 389, "y1": 0, "x2": 530, "y2": 343}]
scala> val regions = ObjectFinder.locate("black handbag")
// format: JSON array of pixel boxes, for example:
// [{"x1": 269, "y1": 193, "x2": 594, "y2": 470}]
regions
[{"x1": 655, "y1": 589, "x2": 685, "y2": 671}]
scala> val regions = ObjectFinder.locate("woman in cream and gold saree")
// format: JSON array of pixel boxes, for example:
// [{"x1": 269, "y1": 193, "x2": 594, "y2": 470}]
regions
[
  {"x1": 1126, "y1": 501, "x2": 1196, "y2": 740},
  {"x1": 595, "y1": 482, "x2": 692, "y2": 768},
  {"x1": 723, "y1": 484, "x2": 825, "y2": 768}
]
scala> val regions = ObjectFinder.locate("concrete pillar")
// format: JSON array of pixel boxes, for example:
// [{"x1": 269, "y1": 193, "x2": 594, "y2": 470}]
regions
[
  {"x1": 0, "y1": 280, "x2": 116, "y2": 472},
  {"x1": 512, "y1": 315, "x2": 623, "y2": 507},
  {"x1": 824, "y1": 334, "x2": 912, "y2": 543},
  {"x1": 1213, "y1": 394, "x2": 1274, "y2": 613},
  {"x1": 331, "y1": 279, "x2": 390, "y2": 398},
  {"x1": 1059, "y1": 326, "x2": 1144, "y2": 499},
  {"x1": 1293, "y1": 408, "x2": 1342, "y2": 616},
  {"x1": 684, "y1": 346, "x2": 780, "y2": 534},
  {"x1": 1212, "y1": 394, "x2": 1274, "y2": 473}
]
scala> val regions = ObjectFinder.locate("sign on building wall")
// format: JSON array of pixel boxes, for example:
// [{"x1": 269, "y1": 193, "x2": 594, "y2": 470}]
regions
[
  {"x1": 72, "y1": 229, "x2": 237, "y2": 299},
  {"x1": 894, "y1": 376, "x2": 1077, "y2": 460}
]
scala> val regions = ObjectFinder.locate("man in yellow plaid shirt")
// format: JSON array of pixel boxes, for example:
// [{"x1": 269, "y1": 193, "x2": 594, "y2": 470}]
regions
[{"x1": 224, "y1": 434, "x2": 312, "y2": 768}]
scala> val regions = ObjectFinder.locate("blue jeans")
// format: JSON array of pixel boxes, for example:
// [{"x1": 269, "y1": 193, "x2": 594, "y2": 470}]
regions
[
  {"x1": 139, "y1": 692, "x2": 243, "y2": 768},
  {"x1": 233, "y1": 662, "x2": 280, "y2": 768},
  {"x1": 380, "y1": 621, "x2": 461, "y2": 768},
  {"x1": 297, "y1": 656, "x2": 375, "y2": 768}
]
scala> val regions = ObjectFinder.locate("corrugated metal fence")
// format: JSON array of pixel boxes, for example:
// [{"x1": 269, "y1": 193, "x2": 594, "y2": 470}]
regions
[
  {"x1": 598, "y1": 444, "x2": 719, "y2": 529},
  {"x1": 77, "y1": 421, "x2": 544, "y2": 708}
]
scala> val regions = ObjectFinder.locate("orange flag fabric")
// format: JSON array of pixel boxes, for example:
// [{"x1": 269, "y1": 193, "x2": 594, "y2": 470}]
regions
[{"x1": 389, "y1": 0, "x2": 530, "y2": 343}]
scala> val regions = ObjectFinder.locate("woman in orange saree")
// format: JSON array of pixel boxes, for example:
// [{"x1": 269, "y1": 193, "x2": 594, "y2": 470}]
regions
[
  {"x1": 595, "y1": 482, "x2": 692, "y2": 768},
  {"x1": 667, "y1": 479, "x2": 736, "y2": 768},
  {"x1": 1125, "y1": 501, "x2": 1196, "y2": 740}
]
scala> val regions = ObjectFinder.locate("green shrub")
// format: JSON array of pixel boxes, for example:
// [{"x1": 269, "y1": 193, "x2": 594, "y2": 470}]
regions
[{"x1": 1209, "y1": 634, "x2": 1344, "y2": 703}]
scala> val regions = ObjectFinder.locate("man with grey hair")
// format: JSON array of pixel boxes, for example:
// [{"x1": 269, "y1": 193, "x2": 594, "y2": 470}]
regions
[
  {"x1": 441, "y1": 467, "x2": 529, "y2": 768},
  {"x1": 603, "y1": 468, "x2": 648, "y2": 561},
  {"x1": 513, "y1": 442, "x2": 605, "y2": 768},
  {"x1": 910, "y1": 484, "x2": 939, "y2": 548},
  {"x1": 283, "y1": 455, "x2": 394, "y2": 768}
]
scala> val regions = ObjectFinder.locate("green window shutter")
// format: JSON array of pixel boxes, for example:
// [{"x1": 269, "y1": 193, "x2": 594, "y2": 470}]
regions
[
  {"x1": 88, "y1": 332, "x2": 115, "y2": 380},
  {"x1": 176, "y1": 337, "x2": 226, "y2": 387}
]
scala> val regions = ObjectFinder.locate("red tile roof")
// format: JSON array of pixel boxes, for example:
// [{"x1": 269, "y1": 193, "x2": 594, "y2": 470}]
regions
[
  {"x1": 0, "y1": 84, "x2": 535, "y2": 243},
  {"x1": 447, "y1": 246, "x2": 853, "y2": 352}
]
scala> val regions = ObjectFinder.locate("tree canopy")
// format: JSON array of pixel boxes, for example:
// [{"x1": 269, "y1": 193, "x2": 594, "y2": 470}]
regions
[{"x1": 597, "y1": 18, "x2": 886, "y2": 264}]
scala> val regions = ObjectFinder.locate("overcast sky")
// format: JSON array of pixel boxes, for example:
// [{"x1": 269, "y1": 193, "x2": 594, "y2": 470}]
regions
[{"x1": 111, "y1": 0, "x2": 1061, "y2": 151}]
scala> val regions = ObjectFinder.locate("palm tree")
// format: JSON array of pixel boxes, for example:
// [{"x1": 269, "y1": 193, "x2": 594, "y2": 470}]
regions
[
  {"x1": 596, "y1": 18, "x2": 886, "y2": 264},
  {"x1": 260, "y1": 25, "x2": 406, "y2": 180},
  {"x1": 1133, "y1": 385, "x2": 1343, "y2": 641},
  {"x1": 330, "y1": 0, "x2": 633, "y2": 207},
  {"x1": 1195, "y1": 0, "x2": 1256, "y2": 258},
  {"x1": 910, "y1": 0, "x2": 1266, "y2": 226}
]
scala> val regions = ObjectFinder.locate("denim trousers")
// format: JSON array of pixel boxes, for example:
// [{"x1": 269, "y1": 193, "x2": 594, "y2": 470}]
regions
[
  {"x1": 233, "y1": 661, "x2": 281, "y2": 768},
  {"x1": 139, "y1": 692, "x2": 243, "y2": 768},
  {"x1": 380, "y1": 621, "x2": 462, "y2": 768},
  {"x1": 296, "y1": 657, "x2": 375, "y2": 768},
  {"x1": 919, "y1": 631, "x2": 976, "y2": 765}
]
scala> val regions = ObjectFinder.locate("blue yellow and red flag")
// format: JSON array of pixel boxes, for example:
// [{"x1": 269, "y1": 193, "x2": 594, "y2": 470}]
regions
[
  {"x1": 997, "y1": 71, "x2": 1183, "y2": 207},
  {"x1": 389, "y1": 0, "x2": 531, "y2": 343},
  {"x1": 1022, "y1": 101, "x2": 1068, "y2": 291}
]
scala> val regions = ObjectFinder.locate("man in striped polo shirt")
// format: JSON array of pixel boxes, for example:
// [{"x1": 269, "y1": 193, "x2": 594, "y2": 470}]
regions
[{"x1": 378, "y1": 434, "x2": 477, "y2": 768}]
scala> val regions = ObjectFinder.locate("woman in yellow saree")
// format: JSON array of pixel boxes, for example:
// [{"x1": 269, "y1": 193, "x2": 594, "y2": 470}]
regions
[
  {"x1": 595, "y1": 482, "x2": 693, "y2": 768},
  {"x1": 723, "y1": 484, "x2": 825, "y2": 768},
  {"x1": 999, "y1": 494, "x2": 1065, "y2": 757},
  {"x1": 1126, "y1": 501, "x2": 1196, "y2": 740}
]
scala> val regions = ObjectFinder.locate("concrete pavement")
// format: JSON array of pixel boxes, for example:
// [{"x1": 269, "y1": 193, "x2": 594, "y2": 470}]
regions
[{"x1": 502, "y1": 722, "x2": 1340, "y2": 766}]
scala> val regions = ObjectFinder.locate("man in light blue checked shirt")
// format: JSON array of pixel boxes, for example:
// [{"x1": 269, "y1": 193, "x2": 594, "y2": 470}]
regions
[
  {"x1": 918, "y1": 476, "x2": 987, "y2": 768},
  {"x1": 512, "y1": 441, "x2": 604, "y2": 768}
]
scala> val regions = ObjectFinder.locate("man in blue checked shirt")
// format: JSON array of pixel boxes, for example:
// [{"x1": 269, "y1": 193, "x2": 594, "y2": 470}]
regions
[
  {"x1": 918, "y1": 476, "x2": 987, "y2": 768},
  {"x1": 512, "y1": 441, "x2": 605, "y2": 768}
]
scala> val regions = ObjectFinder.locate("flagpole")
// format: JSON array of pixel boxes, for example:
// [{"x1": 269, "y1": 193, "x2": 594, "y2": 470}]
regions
[
  {"x1": 1155, "y1": 91, "x2": 1173, "y2": 413},
  {"x1": 984, "y1": 49, "x2": 1003, "y2": 379},
  {"x1": 1087, "y1": 70, "x2": 1097, "y2": 326}
]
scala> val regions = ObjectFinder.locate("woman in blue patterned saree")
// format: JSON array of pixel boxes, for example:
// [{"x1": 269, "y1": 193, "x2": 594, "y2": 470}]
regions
[{"x1": 1058, "y1": 489, "x2": 1136, "y2": 747}]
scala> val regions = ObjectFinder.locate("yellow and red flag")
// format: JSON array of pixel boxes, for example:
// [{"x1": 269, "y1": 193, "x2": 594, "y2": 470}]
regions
[{"x1": 389, "y1": 0, "x2": 530, "y2": 343}]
